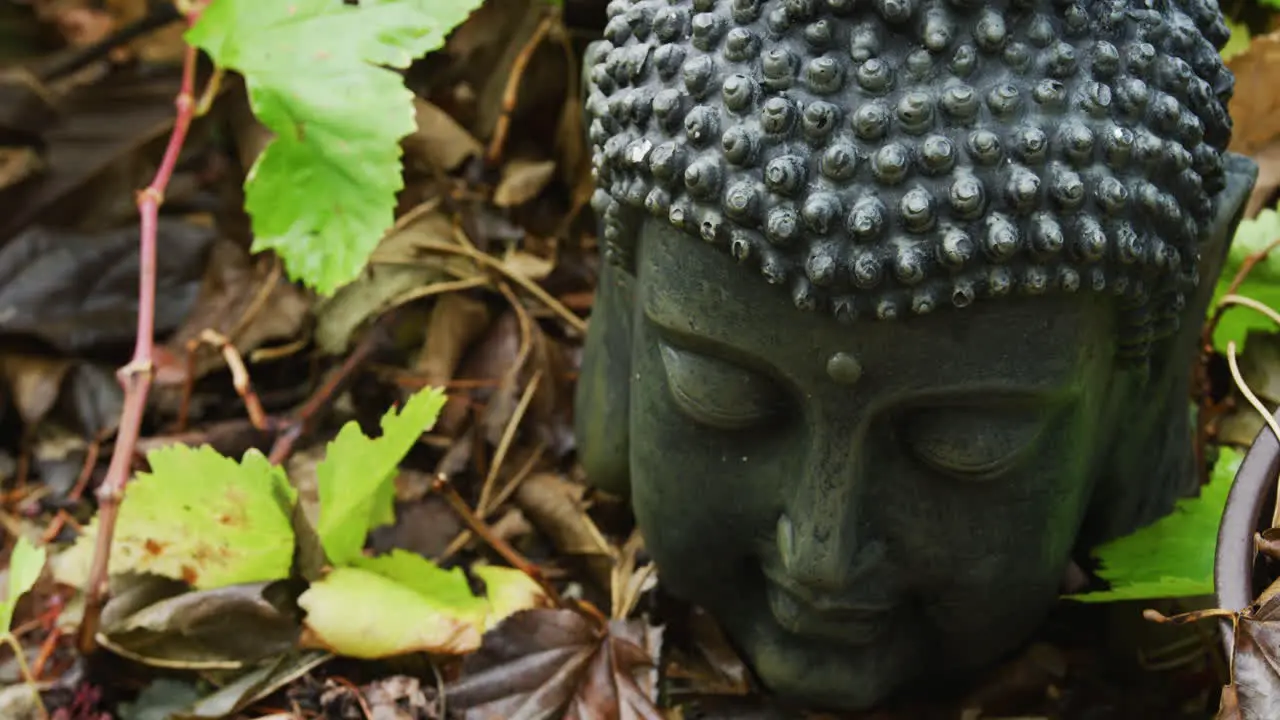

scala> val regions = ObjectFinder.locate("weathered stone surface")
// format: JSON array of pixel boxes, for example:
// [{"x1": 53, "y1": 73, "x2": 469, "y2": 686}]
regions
[{"x1": 575, "y1": 0, "x2": 1258, "y2": 711}]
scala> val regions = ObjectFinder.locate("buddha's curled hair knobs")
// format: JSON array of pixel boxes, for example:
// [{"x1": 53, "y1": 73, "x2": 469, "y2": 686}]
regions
[{"x1": 586, "y1": 0, "x2": 1238, "y2": 357}]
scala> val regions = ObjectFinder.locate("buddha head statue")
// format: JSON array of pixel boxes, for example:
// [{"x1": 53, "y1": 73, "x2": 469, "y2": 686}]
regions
[{"x1": 574, "y1": 0, "x2": 1257, "y2": 709}]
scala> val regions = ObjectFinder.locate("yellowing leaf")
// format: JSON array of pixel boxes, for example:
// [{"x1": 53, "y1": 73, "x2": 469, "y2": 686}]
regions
[
  {"x1": 1, "y1": 536, "x2": 46, "y2": 633},
  {"x1": 59, "y1": 446, "x2": 297, "y2": 591},
  {"x1": 297, "y1": 550, "x2": 548, "y2": 658},
  {"x1": 299, "y1": 566, "x2": 483, "y2": 657},
  {"x1": 473, "y1": 564, "x2": 550, "y2": 631},
  {"x1": 314, "y1": 387, "x2": 447, "y2": 565}
]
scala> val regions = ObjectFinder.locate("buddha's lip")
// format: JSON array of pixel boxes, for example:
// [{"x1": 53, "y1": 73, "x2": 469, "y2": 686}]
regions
[
  {"x1": 761, "y1": 567, "x2": 898, "y2": 617},
  {"x1": 764, "y1": 581, "x2": 895, "y2": 644}
]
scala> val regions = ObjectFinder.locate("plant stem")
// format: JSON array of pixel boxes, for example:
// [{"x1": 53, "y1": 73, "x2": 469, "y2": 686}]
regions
[
  {"x1": 4, "y1": 634, "x2": 48, "y2": 720},
  {"x1": 76, "y1": 10, "x2": 206, "y2": 654}
]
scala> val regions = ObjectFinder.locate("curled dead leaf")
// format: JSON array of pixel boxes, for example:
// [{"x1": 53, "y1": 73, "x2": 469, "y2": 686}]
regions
[
  {"x1": 494, "y1": 158, "x2": 557, "y2": 208},
  {"x1": 404, "y1": 98, "x2": 483, "y2": 172},
  {"x1": 447, "y1": 608, "x2": 664, "y2": 720},
  {"x1": 1228, "y1": 31, "x2": 1280, "y2": 157},
  {"x1": 157, "y1": 240, "x2": 310, "y2": 387},
  {"x1": 0, "y1": 354, "x2": 72, "y2": 427}
]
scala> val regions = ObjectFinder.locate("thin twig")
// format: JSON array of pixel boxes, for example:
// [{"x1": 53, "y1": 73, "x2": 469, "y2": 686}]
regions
[
  {"x1": 1220, "y1": 294, "x2": 1280, "y2": 331},
  {"x1": 29, "y1": 627, "x2": 62, "y2": 681},
  {"x1": 76, "y1": 7, "x2": 207, "y2": 654},
  {"x1": 431, "y1": 474, "x2": 562, "y2": 606},
  {"x1": 381, "y1": 239, "x2": 586, "y2": 333},
  {"x1": 1196, "y1": 236, "x2": 1280, "y2": 481},
  {"x1": 486, "y1": 10, "x2": 557, "y2": 166},
  {"x1": 227, "y1": 255, "x2": 282, "y2": 343},
  {"x1": 3, "y1": 635, "x2": 48, "y2": 720},
  {"x1": 477, "y1": 370, "x2": 543, "y2": 513},
  {"x1": 495, "y1": 280, "x2": 536, "y2": 396},
  {"x1": 266, "y1": 316, "x2": 388, "y2": 465},
  {"x1": 439, "y1": 442, "x2": 547, "y2": 562},
  {"x1": 384, "y1": 275, "x2": 490, "y2": 309},
  {"x1": 191, "y1": 329, "x2": 269, "y2": 429},
  {"x1": 1227, "y1": 341, "x2": 1280, "y2": 527},
  {"x1": 331, "y1": 676, "x2": 374, "y2": 720}
]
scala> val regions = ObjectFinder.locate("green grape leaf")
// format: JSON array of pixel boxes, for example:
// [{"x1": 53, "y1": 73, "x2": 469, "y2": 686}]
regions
[
  {"x1": 1209, "y1": 207, "x2": 1280, "y2": 354},
  {"x1": 185, "y1": 0, "x2": 485, "y2": 295},
  {"x1": 1066, "y1": 447, "x2": 1242, "y2": 603},
  {"x1": 55, "y1": 446, "x2": 297, "y2": 591},
  {"x1": 314, "y1": 387, "x2": 447, "y2": 566},
  {"x1": 0, "y1": 536, "x2": 46, "y2": 633},
  {"x1": 297, "y1": 550, "x2": 547, "y2": 658}
]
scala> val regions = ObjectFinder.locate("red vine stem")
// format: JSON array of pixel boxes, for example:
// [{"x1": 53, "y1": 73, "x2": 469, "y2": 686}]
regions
[{"x1": 76, "y1": 4, "x2": 208, "y2": 654}]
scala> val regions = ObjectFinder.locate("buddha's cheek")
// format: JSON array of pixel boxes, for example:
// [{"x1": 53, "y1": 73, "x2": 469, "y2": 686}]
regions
[
  {"x1": 900, "y1": 416, "x2": 1102, "y2": 659},
  {"x1": 625, "y1": 349, "x2": 794, "y2": 600}
]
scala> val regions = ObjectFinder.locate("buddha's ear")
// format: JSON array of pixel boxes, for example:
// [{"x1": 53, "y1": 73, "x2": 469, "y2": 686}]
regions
[
  {"x1": 574, "y1": 259, "x2": 635, "y2": 497},
  {"x1": 1209, "y1": 152, "x2": 1260, "y2": 254}
]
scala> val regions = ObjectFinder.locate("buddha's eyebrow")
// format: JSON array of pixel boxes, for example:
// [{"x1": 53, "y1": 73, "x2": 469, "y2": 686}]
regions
[
  {"x1": 891, "y1": 383, "x2": 1079, "y2": 407},
  {"x1": 643, "y1": 307, "x2": 775, "y2": 372}
]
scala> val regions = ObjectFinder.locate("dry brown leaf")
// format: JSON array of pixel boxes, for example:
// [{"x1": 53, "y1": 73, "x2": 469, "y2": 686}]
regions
[
  {"x1": 661, "y1": 606, "x2": 754, "y2": 699},
  {"x1": 442, "y1": 0, "x2": 551, "y2": 140},
  {"x1": 228, "y1": 87, "x2": 275, "y2": 174},
  {"x1": 415, "y1": 293, "x2": 491, "y2": 383},
  {"x1": 514, "y1": 473, "x2": 610, "y2": 557},
  {"x1": 0, "y1": 223, "x2": 212, "y2": 352},
  {"x1": 555, "y1": 73, "x2": 588, "y2": 188},
  {"x1": 1245, "y1": 140, "x2": 1280, "y2": 218},
  {"x1": 156, "y1": 240, "x2": 310, "y2": 387},
  {"x1": 502, "y1": 248, "x2": 555, "y2": 282},
  {"x1": 494, "y1": 158, "x2": 557, "y2": 207},
  {"x1": 0, "y1": 147, "x2": 43, "y2": 191},
  {"x1": 104, "y1": 0, "x2": 187, "y2": 64},
  {"x1": 317, "y1": 206, "x2": 479, "y2": 355},
  {"x1": 415, "y1": 293, "x2": 491, "y2": 435},
  {"x1": 1228, "y1": 30, "x2": 1280, "y2": 156},
  {"x1": 0, "y1": 355, "x2": 72, "y2": 427},
  {"x1": 447, "y1": 608, "x2": 664, "y2": 720},
  {"x1": 372, "y1": 493, "x2": 466, "y2": 561},
  {"x1": 0, "y1": 68, "x2": 59, "y2": 145},
  {"x1": 515, "y1": 473, "x2": 614, "y2": 590},
  {"x1": 42, "y1": 5, "x2": 115, "y2": 49},
  {"x1": 404, "y1": 98, "x2": 484, "y2": 172},
  {"x1": 0, "y1": 68, "x2": 191, "y2": 241}
]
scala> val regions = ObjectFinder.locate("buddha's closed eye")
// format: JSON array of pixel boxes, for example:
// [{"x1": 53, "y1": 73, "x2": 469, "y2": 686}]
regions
[
  {"x1": 658, "y1": 343, "x2": 785, "y2": 429},
  {"x1": 903, "y1": 407, "x2": 1047, "y2": 482}
]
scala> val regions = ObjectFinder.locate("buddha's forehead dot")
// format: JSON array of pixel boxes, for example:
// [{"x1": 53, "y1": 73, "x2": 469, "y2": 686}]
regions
[{"x1": 826, "y1": 352, "x2": 863, "y2": 385}]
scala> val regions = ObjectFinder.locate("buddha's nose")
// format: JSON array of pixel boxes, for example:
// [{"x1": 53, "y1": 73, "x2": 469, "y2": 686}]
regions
[
  {"x1": 776, "y1": 511, "x2": 860, "y2": 591},
  {"x1": 775, "y1": 426, "x2": 866, "y2": 590}
]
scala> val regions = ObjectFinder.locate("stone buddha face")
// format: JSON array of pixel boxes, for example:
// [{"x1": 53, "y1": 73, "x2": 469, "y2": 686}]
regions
[{"x1": 575, "y1": 0, "x2": 1256, "y2": 709}]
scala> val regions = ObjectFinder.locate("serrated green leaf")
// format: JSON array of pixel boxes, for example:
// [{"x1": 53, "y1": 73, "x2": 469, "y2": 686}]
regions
[
  {"x1": 185, "y1": 0, "x2": 485, "y2": 295},
  {"x1": 1066, "y1": 448, "x2": 1242, "y2": 603},
  {"x1": 314, "y1": 387, "x2": 447, "y2": 566},
  {"x1": 57, "y1": 446, "x2": 297, "y2": 591},
  {"x1": 297, "y1": 550, "x2": 547, "y2": 658},
  {"x1": 1210, "y1": 207, "x2": 1280, "y2": 353},
  {"x1": 0, "y1": 536, "x2": 46, "y2": 633}
]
